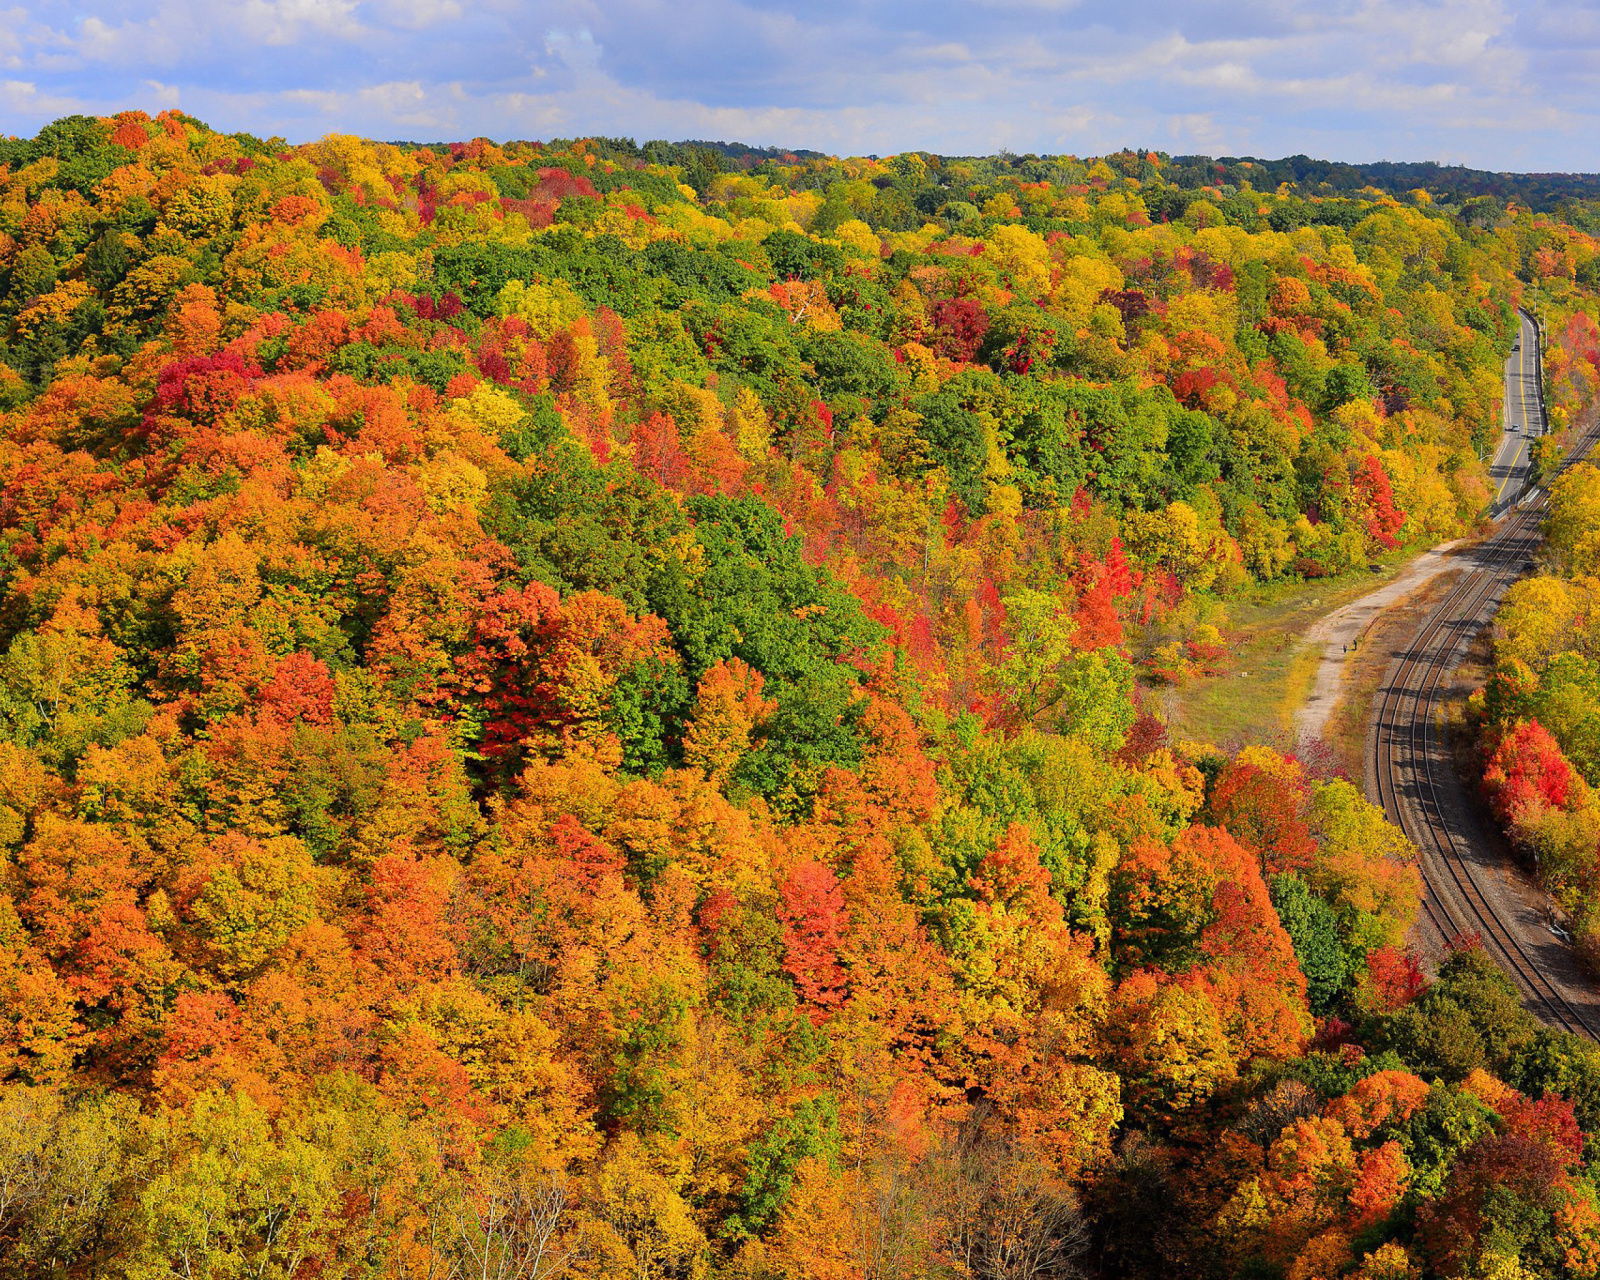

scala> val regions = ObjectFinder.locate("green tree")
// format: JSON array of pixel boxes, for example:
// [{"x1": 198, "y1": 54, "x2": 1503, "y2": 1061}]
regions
[
  {"x1": 1384, "y1": 947, "x2": 1533, "y2": 1082},
  {"x1": 1393, "y1": 1084, "x2": 1496, "y2": 1199},
  {"x1": 1269, "y1": 874, "x2": 1348, "y2": 1013},
  {"x1": 762, "y1": 229, "x2": 845, "y2": 282},
  {"x1": 993, "y1": 589, "x2": 1078, "y2": 728},
  {"x1": 735, "y1": 1093, "x2": 840, "y2": 1237},
  {"x1": 648, "y1": 494, "x2": 883, "y2": 807},
  {"x1": 1055, "y1": 650, "x2": 1137, "y2": 753},
  {"x1": 488, "y1": 443, "x2": 690, "y2": 614}
]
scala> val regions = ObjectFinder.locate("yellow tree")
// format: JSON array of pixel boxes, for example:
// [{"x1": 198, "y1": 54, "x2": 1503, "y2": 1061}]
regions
[{"x1": 682, "y1": 659, "x2": 777, "y2": 787}]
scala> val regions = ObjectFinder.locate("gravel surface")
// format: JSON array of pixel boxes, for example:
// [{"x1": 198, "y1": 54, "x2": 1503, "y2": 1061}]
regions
[{"x1": 1294, "y1": 541, "x2": 1466, "y2": 746}]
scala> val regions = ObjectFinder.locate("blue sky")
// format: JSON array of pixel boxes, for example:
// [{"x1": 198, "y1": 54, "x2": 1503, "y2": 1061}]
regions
[{"x1": 2, "y1": 0, "x2": 1598, "y2": 170}]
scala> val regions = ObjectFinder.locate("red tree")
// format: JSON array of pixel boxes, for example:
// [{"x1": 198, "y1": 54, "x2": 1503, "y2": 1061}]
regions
[
  {"x1": 778, "y1": 860, "x2": 848, "y2": 1022},
  {"x1": 1350, "y1": 454, "x2": 1405, "y2": 551},
  {"x1": 1208, "y1": 760, "x2": 1317, "y2": 874},
  {"x1": 1358, "y1": 946, "x2": 1427, "y2": 1014},
  {"x1": 929, "y1": 298, "x2": 990, "y2": 362},
  {"x1": 1483, "y1": 719, "x2": 1580, "y2": 824}
]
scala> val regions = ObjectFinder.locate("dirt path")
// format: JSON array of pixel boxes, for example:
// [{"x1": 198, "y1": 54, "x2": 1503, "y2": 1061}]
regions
[{"x1": 1294, "y1": 539, "x2": 1466, "y2": 745}]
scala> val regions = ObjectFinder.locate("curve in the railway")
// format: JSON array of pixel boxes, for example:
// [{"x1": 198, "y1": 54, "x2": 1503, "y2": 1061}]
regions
[{"x1": 1368, "y1": 309, "x2": 1600, "y2": 1040}]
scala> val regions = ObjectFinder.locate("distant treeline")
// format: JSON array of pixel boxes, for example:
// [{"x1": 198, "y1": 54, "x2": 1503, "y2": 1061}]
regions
[
  {"x1": 1164, "y1": 153, "x2": 1600, "y2": 211},
  {"x1": 361, "y1": 132, "x2": 1600, "y2": 214}
]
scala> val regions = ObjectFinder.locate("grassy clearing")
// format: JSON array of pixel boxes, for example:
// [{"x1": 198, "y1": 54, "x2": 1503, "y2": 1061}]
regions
[{"x1": 1151, "y1": 544, "x2": 1428, "y2": 751}]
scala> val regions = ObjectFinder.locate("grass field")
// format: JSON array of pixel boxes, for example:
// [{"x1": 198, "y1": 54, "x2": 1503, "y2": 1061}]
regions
[{"x1": 1152, "y1": 545, "x2": 1429, "y2": 753}]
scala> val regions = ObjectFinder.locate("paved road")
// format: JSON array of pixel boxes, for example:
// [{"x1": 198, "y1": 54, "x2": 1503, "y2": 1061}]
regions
[
  {"x1": 1488, "y1": 308, "x2": 1544, "y2": 509},
  {"x1": 1366, "y1": 309, "x2": 1600, "y2": 1039}
]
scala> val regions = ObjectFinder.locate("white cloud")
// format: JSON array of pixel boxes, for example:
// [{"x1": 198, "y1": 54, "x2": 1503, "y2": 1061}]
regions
[
  {"x1": 76, "y1": 13, "x2": 183, "y2": 65},
  {"x1": 0, "y1": 0, "x2": 1591, "y2": 169},
  {"x1": 241, "y1": 0, "x2": 363, "y2": 45},
  {"x1": 367, "y1": 0, "x2": 462, "y2": 28},
  {"x1": 1168, "y1": 111, "x2": 1231, "y2": 155},
  {"x1": 0, "y1": 77, "x2": 88, "y2": 118},
  {"x1": 544, "y1": 27, "x2": 602, "y2": 72},
  {"x1": 142, "y1": 76, "x2": 180, "y2": 106},
  {"x1": 281, "y1": 77, "x2": 458, "y2": 130},
  {"x1": 0, "y1": 8, "x2": 30, "y2": 69}
]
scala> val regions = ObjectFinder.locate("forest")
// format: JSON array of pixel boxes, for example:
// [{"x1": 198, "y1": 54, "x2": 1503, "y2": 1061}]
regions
[{"x1": 2, "y1": 110, "x2": 1600, "y2": 1278}]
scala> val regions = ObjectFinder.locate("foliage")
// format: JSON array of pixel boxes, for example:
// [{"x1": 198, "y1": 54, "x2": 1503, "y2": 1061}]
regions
[{"x1": 0, "y1": 113, "x2": 1596, "y2": 1280}]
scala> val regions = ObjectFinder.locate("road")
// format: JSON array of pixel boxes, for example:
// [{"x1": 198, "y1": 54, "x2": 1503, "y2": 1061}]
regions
[
  {"x1": 1487, "y1": 308, "x2": 1543, "y2": 509},
  {"x1": 1367, "y1": 308, "x2": 1600, "y2": 1040}
]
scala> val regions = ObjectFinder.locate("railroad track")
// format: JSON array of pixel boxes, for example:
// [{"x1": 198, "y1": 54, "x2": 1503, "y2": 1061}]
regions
[{"x1": 1369, "y1": 337, "x2": 1600, "y2": 1039}]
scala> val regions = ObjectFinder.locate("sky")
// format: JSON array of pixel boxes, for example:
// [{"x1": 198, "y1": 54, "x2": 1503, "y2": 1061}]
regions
[{"x1": 2, "y1": 0, "x2": 1599, "y2": 171}]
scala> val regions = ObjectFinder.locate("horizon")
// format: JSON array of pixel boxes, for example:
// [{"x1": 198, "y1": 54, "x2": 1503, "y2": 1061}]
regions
[{"x1": 15, "y1": 116, "x2": 1600, "y2": 183}]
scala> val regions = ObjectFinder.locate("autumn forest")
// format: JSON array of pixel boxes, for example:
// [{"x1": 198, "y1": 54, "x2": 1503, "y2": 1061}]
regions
[{"x1": 7, "y1": 112, "x2": 1600, "y2": 1279}]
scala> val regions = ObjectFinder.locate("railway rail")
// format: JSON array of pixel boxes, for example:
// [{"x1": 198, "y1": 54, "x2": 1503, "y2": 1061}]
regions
[{"x1": 1368, "y1": 311, "x2": 1600, "y2": 1039}]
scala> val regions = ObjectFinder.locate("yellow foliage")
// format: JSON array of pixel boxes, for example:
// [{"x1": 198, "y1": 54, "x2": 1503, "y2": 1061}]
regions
[
  {"x1": 727, "y1": 386, "x2": 771, "y2": 459},
  {"x1": 881, "y1": 223, "x2": 945, "y2": 257},
  {"x1": 496, "y1": 276, "x2": 587, "y2": 337},
  {"x1": 830, "y1": 218, "x2": 882, "y2": 258},
  {"x1": 1351, "y1": 1241, "x2": 1419, "y2": 1280},
  {"x1": 986, "y1": 223, "x2": 1053, "y2": 300},
  {"x1": 365, "y1": 249, "x2": 419, "y2": 296},
  {"x1": 192, "y1": 834, "x2": 319, "y2": 980},
  {"x1": 564, "y1": 317, "x2": 614, "y2": 423},
  {"x1": 1497, "y1": 575, "x2": 1582, "y2": 668},
  {"x1": 1121, "y1": 501, "x2": 1223, "y2": 590},
  {"x1": 1166, "y1": 290, "x2": 1236, "y2": 344},
  {"x1": 764, "y1": 1157, "x2": 857, "y2": 1280},
  {"x1": 1107, "y1": 974, "x2": 1236, "y2": 1114},
  {"x1": 415, "y1": 450, "x2": 488, "y2": 515},
  {"x1": 1380, "y1": 446, "x2": 1457, "y2": 543},
  {"x1": 1289, "y1": 1229, "x2": 1356, "y2": 1280},
  {"x1": 12, "y1": 280, "x2": 92, "y2": 341},
  {"x1": 446, "y1": 382, "x2": 526, "y2": 441},
  {"x1": 1238, "y1": 509, "x2": 1295, "y2": 580},
  {"x1": 159, "y1": 174, "x2": 237, "y2": 239},
  {"x1": 682, "y1": 658, "x2": 775, "y2": 787},
  {"x1": 1057, "y1": 256, "x2": 1124, "y2": 327},
  {"x1": 592, "y1": 1134, "x2": 709, "y2": 1279},
  {"x1": 592, "y1": 203, "x2": 655, "y2": 251}
]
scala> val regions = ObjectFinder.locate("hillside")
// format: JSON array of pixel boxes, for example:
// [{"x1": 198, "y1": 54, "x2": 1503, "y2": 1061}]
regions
[{"x1": 4, "y1": 111, "x2": 1600, "y2": 1278}]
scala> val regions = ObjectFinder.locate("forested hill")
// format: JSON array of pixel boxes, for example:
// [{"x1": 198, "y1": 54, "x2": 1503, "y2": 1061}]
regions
[
  {"x1": 367, "y1": 135, "x2": 1600, "y2": 220},
  {"x1": 5, "y1": 111, "x2": 1600, "y2": 1278},
  {"x1": 1162, "y1": 154, "x2": 1600, "y2": 216},
  {"x1": 448, "y1": 136, "x2": 1600, "y2": 220}
]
